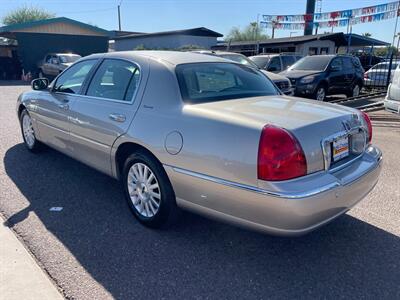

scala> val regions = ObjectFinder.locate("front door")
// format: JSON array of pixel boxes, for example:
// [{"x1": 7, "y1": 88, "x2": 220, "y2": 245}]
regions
[
  {"x1": 327, "y1": 58, "x2": 345, "y2": 94},
  {"x1": 68, "y1": 58, "x2": 148, "y2": 175},
  {"x1": 34, "y1": 59, "x2": 98, "y2": 154}
]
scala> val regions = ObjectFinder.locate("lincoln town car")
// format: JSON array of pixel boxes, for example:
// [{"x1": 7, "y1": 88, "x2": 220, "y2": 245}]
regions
[{"x1": 17, "y1": 51, "x2": 382, "y2": 236}]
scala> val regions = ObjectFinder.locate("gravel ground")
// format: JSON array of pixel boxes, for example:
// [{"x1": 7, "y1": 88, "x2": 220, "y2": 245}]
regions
[{"x1": 0, "y1": 84, "x2": 399, "y2": 299}]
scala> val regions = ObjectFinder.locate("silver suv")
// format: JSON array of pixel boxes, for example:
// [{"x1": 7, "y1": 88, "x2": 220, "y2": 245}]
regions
[{"x1": 249, "y1": 54, "x2": 303, "y2": 73}]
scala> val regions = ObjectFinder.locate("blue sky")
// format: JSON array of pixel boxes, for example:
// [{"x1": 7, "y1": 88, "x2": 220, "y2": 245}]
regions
[{"x1": 0, "y1": 0, "x2": 397, "y2": 43}]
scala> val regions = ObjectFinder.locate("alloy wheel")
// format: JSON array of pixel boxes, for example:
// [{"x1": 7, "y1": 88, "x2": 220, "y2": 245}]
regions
[
  {"x1": 127, "y1": 162, "x2": 161, "y2": 218},
  {"x1": 22, "y1": 114, "x2": 35, "y2": 148},
  {"x1": 316, "y1": 87, "x2": 325, "y2": 101}
]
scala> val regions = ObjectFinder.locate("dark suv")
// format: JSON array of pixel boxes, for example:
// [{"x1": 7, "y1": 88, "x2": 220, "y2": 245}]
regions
[{"x1": 280, "y1": 55, "x2": 364, "y2": 101}]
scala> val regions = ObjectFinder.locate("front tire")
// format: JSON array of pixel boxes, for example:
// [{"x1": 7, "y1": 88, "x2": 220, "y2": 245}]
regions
[
  {"x1": 122, "y1": 151, "x2": 178, "y2": 228},
  {"x1": 19, "y1": 109, "x2": 42, "y2": 152},
  {"x1": 314, "y1": 85, "x2": 326, "y2": 101}
]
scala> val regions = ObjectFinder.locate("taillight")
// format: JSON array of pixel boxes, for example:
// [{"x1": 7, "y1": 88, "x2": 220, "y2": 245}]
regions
[
  {"x1": 258, "y1": 125, "x2": 307, "y2": 181},
  {"x1": 364, "y1": 73, "x2": 369, "y2": 79},
  {"x1": 361, "y1": 111, "x2": 372, "y2": 143}
]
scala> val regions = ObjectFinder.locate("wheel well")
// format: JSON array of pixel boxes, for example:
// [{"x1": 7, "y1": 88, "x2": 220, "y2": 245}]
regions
[
  {"x1": 17, "y1": 104, "x2": 26, "y2": 119},
  {"x1": 115, "y1": 142, "x2": 161, "y2": 179}
]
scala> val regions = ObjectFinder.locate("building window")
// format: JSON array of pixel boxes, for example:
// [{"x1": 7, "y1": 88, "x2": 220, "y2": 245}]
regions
[
  {"x1": 320, "y1": 47, "x2": 329, "y2": 54},
  {"x1": 308, "y1": 47, "x2": 318, "y2": 55}
]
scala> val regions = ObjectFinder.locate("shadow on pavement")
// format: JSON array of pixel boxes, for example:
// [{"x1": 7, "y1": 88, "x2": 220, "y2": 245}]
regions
[{"x1": 3, "y1": 143, "x2": 400, "y2": 299}]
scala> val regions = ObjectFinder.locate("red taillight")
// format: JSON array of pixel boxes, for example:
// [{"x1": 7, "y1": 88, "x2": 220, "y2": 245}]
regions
[
  {"x1": 258, "y1": 125, "x2": 307, "y2": 181},
  {"x1": 364, "y1": 73, "x2": 369, "y2": 79},
  {"x1": 361, "y1": 111, "x2": 372, "y2": 143}
]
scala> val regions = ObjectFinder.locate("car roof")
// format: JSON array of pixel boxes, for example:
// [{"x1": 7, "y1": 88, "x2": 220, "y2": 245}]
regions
[{"x1": 86, "y1": 50, "x2": 231, "y2": 66}]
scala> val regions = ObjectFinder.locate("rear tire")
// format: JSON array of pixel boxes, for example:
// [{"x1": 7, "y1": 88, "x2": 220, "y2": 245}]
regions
[
  {"x1": 347, "y1": 83, "x2": 361, "y2": 98},
  {"x1": 19, "y1": 109, "x2": 43, "y2": 152},
  {"x1": 122, "y1": 150, "x2": 178, "y2": 228}
]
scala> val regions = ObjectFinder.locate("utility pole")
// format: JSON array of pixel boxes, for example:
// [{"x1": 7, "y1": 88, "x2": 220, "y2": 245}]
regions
[
  {"x1": 118, "y1": 5, "x2": 121, "y2": 31},
  {"x1": 118, "y1": 0, "x2": 123, "y2": 31}
]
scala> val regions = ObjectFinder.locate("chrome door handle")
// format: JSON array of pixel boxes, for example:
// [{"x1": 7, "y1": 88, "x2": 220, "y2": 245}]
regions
[
  {"x1": 58, "y1": 103, "x2": 69, "y2": 110},
  {"x1": 109, "y1": 113, "x2": 126, "y2": 123}
]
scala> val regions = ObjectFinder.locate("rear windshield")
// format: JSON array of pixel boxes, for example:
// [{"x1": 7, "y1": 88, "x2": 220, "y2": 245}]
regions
[
  {"x1": 249, "y1": 56, "x2": 271, "y2": 68},
  {"x1": 176, "y1": 62, "x2": 278, "y2": 104},
  {"x1": 290, "y1": 56, "x2": 332, "y2": 71},
  {"x1": 219, "y1": 54, "x2": 259, "y2": 68},
  {"x1": 59, "y1": 55, "x2": 81, "y2": 63}
]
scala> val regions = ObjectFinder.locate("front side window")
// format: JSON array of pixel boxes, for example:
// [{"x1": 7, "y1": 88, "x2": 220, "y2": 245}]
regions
[
  {"x1": 86, "y1": 59, "x2": 140, "y2": 101},
  {"x1": 176, "y1": 62, "x2": 278, "y2": 104},
  {"x1": 250, "y1": 56, "x2": 270, "y2": 69},
  {"x1": 53, "y1": 59, "x2": 97, "y2": 94},
  {"x1": 59, "y1": 55, "x2": 81, "y2": 64}
]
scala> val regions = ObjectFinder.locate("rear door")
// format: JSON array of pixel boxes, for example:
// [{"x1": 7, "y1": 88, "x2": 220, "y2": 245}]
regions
[{"x1": 68, "y1": 58, "x2": 148, "y2": 175}]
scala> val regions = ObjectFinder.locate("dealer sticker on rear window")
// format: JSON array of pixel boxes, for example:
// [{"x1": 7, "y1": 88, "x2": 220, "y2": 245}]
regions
[{"x1": 333, "y1": 136, "x2": 349, "y2": 162}]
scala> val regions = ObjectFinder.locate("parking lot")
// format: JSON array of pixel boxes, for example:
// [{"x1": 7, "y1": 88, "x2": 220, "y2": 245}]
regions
[{"x1": 0, "y1": 83, "x2": 399, "y2": 299}]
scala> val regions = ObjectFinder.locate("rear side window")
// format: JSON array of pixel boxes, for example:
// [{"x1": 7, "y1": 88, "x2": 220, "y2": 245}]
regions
[
  {"x1": 53, "y1": 59, "x2": 97, "y2": 94},
  {"x1": 86, "y1": 59, "x2": 140, "y2": 101},
  {"x1": 176, "y1": 62, "x2": 278, "y2": 104}
]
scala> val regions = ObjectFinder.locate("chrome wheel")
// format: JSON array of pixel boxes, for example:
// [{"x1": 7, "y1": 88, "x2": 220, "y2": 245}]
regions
[
  {"x1": 352, "y1": 85, "x2": 360, "y2": 97},
  {"x1": 316, "y1": 87, "x2": 326, "y2": 101},
  {"x1": 127, "y1": 162, "x2": 161, "y2": 218},
  {"x1": 22, "y1": 114, "x2": 35, "y2": 148}
]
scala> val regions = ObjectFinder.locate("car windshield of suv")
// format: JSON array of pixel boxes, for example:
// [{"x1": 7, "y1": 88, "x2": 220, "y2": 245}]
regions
[
  {"x1": 290, "y1": 56, "x2": 332, "y2": 71},
  {"x1": 219, "y1": 54, "x2": 259, "y2": 69},
  {"x1": 249, "y1": 56, "x2": 271, "y2": 68},
  {"x1": 176, "y1": 62, "x2": 278, "y2": 103},
  {"x1": 59, "y1": 55, "x2": 81, "y2": 63}
]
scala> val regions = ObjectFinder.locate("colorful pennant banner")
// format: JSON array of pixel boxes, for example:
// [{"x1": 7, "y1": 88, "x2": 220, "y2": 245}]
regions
[
  {"x1": 261, "y1": 1, "x2": 400, "y2": 30},
  {"x1": 262, "y1": 1, "x2": 399, "y2": 26}
]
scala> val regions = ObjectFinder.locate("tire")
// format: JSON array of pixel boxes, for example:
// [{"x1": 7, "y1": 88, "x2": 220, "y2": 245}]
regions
[
  {"x1": 19, "y1": 109, "x2": 43, "y2": 152},
  {"x1": 314, "y1": 85, "x2": 326, "y2": 101},
  {"x1": 347, "y1": 83, "x2": 361, "y2": 98},
  {"x1": 38, "y1": 69, "x2": 44, "y2": 78},
  {"x1": 122, "y1": 150, "x2": 178, "y2": 228}
]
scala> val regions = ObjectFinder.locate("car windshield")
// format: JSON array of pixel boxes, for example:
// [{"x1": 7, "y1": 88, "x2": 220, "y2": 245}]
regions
[
  {"x1": 176, "y1": 62, "x2": 278, "y2": 104},
  {"x1": 290, "y1": 56, "x2": 332, "y2": 71},
  {"x1": 249, "y1": 56, "x2": 271, "y2": 68},
  {"x1": 59, "y1": 55, "x2": 81, "y2": 63},
  {"x1": 219, "y1": 54, "x2": 259, "y2": 69}
]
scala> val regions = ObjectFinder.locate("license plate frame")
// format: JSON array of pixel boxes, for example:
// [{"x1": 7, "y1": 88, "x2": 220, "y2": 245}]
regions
[{"x1": 332, "y1": 136, "x2": 349, "y2": 162}]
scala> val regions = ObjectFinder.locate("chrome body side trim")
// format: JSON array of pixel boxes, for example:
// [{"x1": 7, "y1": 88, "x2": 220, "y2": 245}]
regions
[{"x1": 166, "y1": 145, "x2": 382, "y2": 200}]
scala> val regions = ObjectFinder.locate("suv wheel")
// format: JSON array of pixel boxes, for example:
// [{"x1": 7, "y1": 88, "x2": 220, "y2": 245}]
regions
[
  {"x1": 351, "y1": 84, "x2": 361, "y2": 98},
  {"x1": 315, "y1": 85, "x2": 326, "y2": 101}
]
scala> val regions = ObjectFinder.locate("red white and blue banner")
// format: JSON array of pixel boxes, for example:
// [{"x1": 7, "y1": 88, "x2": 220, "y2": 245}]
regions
[{"x1": 261, "y1": 1, "x2": 400, "y2": 30}]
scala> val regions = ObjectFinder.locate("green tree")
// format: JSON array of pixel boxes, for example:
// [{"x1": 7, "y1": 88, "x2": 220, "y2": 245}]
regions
[
  {"x1": 374, "y1": 46, "x2": 398, "y2": 57},
  {"x1": 362, "y1": 32, "x2": 372, "y2": 37},
  {"x1": 2, "y1": 6, "x2": 55, "y2": 26},
  {"x1": 225, "y1": 23, "x2": 269, "y2": 42}
]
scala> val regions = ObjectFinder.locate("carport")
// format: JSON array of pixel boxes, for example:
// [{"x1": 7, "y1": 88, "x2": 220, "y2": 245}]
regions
[{"x1": 0, "y1": 17, "x2": 110, "y2": 79}]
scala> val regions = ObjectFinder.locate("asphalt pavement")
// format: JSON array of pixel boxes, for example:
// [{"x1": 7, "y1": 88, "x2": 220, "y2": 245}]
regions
[{"x1": 0, "y1": 84, "x2": 399, "y2": 299}]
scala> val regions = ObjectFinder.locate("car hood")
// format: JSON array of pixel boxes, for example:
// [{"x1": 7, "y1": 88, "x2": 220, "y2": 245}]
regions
[
  {"x1": 279, "y1": 70, "x2": 323, "y2": 79},
  {"x1": 260, "y1": 70, "x2": 288, "y2": 82}
]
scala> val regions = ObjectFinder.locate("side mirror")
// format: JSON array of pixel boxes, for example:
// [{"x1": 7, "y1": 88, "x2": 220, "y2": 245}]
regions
[{"x1": 31, "y1": 78, "x2": 49, "y2": 90}]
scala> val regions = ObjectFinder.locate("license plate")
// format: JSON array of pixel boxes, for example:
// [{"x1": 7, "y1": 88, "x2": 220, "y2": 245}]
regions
[{"x1": 332, "y1": 136, "x2": 349, "y2": 162}]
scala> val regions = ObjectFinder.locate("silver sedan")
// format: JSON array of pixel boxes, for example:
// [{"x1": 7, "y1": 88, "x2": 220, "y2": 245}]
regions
[{"x1": 17, "y1": 51, "x2": 382, "y2": 236}]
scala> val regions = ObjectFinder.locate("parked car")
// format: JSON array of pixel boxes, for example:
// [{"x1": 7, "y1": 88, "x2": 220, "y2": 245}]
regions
[
  {"x1": 364, "y1": 61, "x2": 399, "y2": 88},
  {"x1": 384, "y1": 63, "x2": 400, "y2": 114},
  {"x1": 37, "y1": 53, "x2": 81, "y2": 78},
  {"x1": 249, "y1": 53, "x2": 303, "y2": 73},
  {"x1": 193, "y1": 50, "x2": 293, "y2": 95},
  {"x1": 18, "y1": 51, "x2": 382, "y2": 236},
  {"x1": 280, "y1": 55, "x2": 365, "y2": 101}
]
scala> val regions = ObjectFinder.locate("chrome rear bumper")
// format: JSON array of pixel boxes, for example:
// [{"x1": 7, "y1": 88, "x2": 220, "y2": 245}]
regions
[{"x1": 164, "y1": 145, "x2": 382, "y2": 236}]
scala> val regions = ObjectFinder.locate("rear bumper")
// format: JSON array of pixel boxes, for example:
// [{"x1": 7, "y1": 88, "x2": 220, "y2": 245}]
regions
[
  {"x1": 384, "y1": 97, "x2": 400, "y2": 114},
  {"x1": 165, "y1": 145, "x2": 382, "y2": 236}
]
